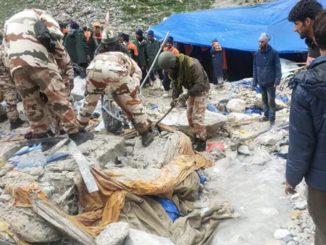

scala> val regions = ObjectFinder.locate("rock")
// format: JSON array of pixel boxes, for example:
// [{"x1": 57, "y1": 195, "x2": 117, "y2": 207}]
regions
[
  {"x1": 162, "y1": 108, "x2": 227, "y2": 138},
  {"x1": 0, "y1": 169, "x2": 7, "y2": 177},
  {"x1": 125, "y1": 228, "x2": 174, "y2": 245},
  {"x1": 78, "y1": 134, "x2": 125, "y2": 168},
  {"x1": 243, "y1": 147, "x2": 271, "y2": 166},
  {"x1": 294, "y1": 200, "x2": 307, "y2": 210},
  {"x1": 287, "y1": 241, "x2": 296, "y2": 245},
  {"x1": 226, "y1": 99, "x2": 246, "y2": 113},
  {"x1": 0, "y1": 194, "x2": 11, "y2": 202},
  {"x1": 278, "y1": 145, "x2": 288, "y2": 155},
  {"x1": 227, "y1": 112, "x2": 252, "y2": 123},
  {"x1": 255, "y1": 129, "x2": 287, "y2": 146},
  {"x1": 0, "y1": 203, "x2": 61, "y2": 243},
  {"x1": 274, "y1": 229, "x2": 291, "y2": 240},
  {"x1": 96, "y1": 222, "x2": 129, "y2": 245},
  {"x1": 238, "y1": 145, "x2": 250, "y2": 155}
]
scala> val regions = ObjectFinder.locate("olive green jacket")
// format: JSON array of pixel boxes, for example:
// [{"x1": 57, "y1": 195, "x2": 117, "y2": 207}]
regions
[{"x1": 169, "y1": 54, "x2": 210, "y2": 99}]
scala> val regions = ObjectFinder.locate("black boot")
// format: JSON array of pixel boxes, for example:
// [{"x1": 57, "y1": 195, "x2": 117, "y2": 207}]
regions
[
  {"x1": 141, "y1": 130, "x2": 155, "y2": 147},
  {"x1": 68, "y1": 131, "x2": 94, "y2": 145},
  {"x1": 193, "y1": 138, "x2": 207, "y2": 152},
  {"x1": 24, "y1": 131, "x2": 48, "y2": 140},
  {"x1": 10, "y1": 118, "x2": 25, "y2": 130}
]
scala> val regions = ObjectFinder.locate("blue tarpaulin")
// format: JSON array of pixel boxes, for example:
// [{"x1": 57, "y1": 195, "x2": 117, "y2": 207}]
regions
[{"x1": 150, "y1": 0, "x2": 326, "y2": 53}]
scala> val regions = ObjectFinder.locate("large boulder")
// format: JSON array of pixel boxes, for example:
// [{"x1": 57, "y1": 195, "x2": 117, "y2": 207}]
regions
[
  {"x1": 0, "y1": 203, "x2": 61, "y2": 243},
  {"x1": 125, "y1": 229, "x2": 174, "y2": 245},
  {"x1": 96, "y1": 222, "x2": 130, "y2": 245},
  {"x1": 161, "y1": 108, "x2": 227, "y2": 138},
  {"x1": 226, "y1": 99, "x2": 246, "y2": 113}
]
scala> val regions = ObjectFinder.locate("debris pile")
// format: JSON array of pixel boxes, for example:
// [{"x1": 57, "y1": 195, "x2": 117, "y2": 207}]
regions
[{"x1": 0, "y1": 58, "x2": 314, "y2": 245}]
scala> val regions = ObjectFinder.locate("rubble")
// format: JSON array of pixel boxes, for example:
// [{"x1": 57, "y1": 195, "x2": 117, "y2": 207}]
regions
[
  {"x1": 226, "y1": 98, "x2": 246, "y2": 113},
  {"x1": 0, "y1": 57, "x2": 315, "y2": 244},
  {"x1": 96, "y1": 222, "x2": 129, "y2": 245},
  {"x1": 161, "y1": 108, "x2": 227, "y2": 138}
]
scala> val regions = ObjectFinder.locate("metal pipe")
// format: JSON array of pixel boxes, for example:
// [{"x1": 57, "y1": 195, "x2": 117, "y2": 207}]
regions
[{"x1": 140, "y1": 31, "x2": 170, "y2": 92}]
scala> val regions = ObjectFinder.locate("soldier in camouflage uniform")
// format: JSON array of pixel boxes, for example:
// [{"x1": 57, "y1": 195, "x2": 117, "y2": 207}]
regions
[
  {"x1": 78, "y1": 36, "x2": 155, "y2": 147},
  {"x1": 4, "y1": 9, "x2": 80, "y2": 139},
  {"x1": 158, "y1": 51, "x2": 210, "y2": 151},
  {"x1": 0, "y1": 43, "x2": 25, "y2": 129}
]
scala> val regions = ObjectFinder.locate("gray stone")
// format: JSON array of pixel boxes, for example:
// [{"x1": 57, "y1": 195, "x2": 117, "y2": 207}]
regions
[
  {"x1": 294, "y1": 200, "x2": 307, "y2": 210},
  {"x1": 226, "y1": 99, "x2": 246, "y2": 113},
  {"x1": 125, "y1": 228, "x2": 174, "y2": 245},
  {"x1": 96, "y1": 222, "x2": 129, "y2": 245},
  {"x1": 0, "y1": 203, "x2": 60, "y2": 243},
  {"x1": 274, "y1": 229, "x2": 291, "y2": 240},
  {"x1": 0, "y1": 194, "x2": 11, "y2": 202},
  {"x1": 0, "y1": 169, "x2": 7, "y2": 177},
  {"x1": 161, "y1": 108, "x2": 227, "y2": 138},
  {"x1": 256, "y1": 130, "x2": 287, "y2": 146},
  {"x1": 287, "y1": 241, "x2": 296, "y2": 245},
  {"x1": 238, "y1": 145, "x2": 250, "y2": 155}
]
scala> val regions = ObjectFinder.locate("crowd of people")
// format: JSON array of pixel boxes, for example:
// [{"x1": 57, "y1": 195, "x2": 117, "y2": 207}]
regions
[
  {"x1": 0, "y1": 0, "x2": 325, "y2": 242},
  {"x1": 0, "y1": 9, "x2": 227, "y2": 151}
]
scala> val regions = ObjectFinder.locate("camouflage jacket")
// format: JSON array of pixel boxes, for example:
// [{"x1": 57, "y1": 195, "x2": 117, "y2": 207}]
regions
[
  {"x1": 0, "y1": 45, "x2": 12, "y2": 87},
  {"x1": 87, "y1": 51, "x2": 142, "y2": 86},
  {"x1": 4, "y1": 9, "x2": 63, "y2": 74}
]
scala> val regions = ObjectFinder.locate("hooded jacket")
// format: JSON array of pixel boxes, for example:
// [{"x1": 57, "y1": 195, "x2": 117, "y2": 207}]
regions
[
  {"x1": 286, "y1": 55, "x2": 326, "y2": 191},
  {"x1": 253, "y1": 45, "x2": 281, "y2": 88}
]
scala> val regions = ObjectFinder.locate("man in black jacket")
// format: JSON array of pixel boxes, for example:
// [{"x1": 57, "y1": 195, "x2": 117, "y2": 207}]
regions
[
  {"x1": 288, "y1": 0, "x2": 323, "y2": 65},
  {"x1": 285, "y1": 11, "x2": 326, "y2": 245},
  {"x1": 253, "y1": 33, "x2": 281, "y2": 125}
]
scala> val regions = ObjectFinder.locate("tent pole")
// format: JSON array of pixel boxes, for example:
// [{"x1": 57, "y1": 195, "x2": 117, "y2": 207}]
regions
[{"x1": 140, "y1": 31, "x2": 170, "y2": 94}]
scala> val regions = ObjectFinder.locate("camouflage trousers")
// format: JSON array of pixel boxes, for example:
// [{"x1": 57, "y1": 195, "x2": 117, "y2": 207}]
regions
[
  {"x1": 78, "y1": 70, "x2": 149, "y2": 133},
  {"x1": 186, "y1": 93, "x2": 207, "y2": 141},
  {"x1": 13, "y1": 67, "x2": 79, "y2": 135},
  {"x1": 0, "y1": 80, "x2": 19, "y2": 121}
]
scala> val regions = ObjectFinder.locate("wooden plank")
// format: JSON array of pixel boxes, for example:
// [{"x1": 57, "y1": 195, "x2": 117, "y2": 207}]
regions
[
  {"x1": 32, "y1": 198, "x2": 96, "y2": 245},
  {"x1": 67, "y1": 140, "x2": 99, "y2": 193},
  {"x1": 45, "y1": 137, "x2": 70, "y2": 156}
]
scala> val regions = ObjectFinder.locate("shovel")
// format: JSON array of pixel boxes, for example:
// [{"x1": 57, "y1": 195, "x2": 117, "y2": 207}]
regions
[{"x1": 153, "y1": 105, "x2": 175, "y2": 132}]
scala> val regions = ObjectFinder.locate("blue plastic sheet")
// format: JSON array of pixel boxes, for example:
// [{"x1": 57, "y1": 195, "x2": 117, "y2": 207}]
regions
[
  {"x1": 207, "y1": 103, "x2": 219, "y2": 113},
  {"x1": 276, "y1": 95, "x2": 289, "y2": 103},
  {"x1": 15, "y1": 144, "x2": 42, "y2": 156},
  {"x1": 149, "y1": 103, "x2": 159, "y2": 110},
  {"x1": 46, "y1": 152, "x2": 70, "y2": 163},
  {"x1": 232, "y1": 79, "x2": 253, "y2": 89},
  {"x1": 153, "y1": 197, "x2": 181, "y2": 222},
  {"x1": 9, "y1": 151, "x2": 70, "y2": 169},
  {"x1": 245, "y1": 107, "x2": 262, "y2": 115},
  {"x1": 196, "y1": 171, "x2": 207, "y2": 184},
  {"x1": 151, "y1": 0, "x2": 326, "y2": 53}
]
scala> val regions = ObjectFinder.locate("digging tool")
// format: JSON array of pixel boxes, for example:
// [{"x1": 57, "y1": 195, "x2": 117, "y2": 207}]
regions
[{"x1": 153, "y1": 105, "x2": 175, "y2": 131}]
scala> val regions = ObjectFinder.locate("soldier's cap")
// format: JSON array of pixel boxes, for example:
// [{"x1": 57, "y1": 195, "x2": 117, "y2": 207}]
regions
[{"x1": 92, "y1": 21, "x2": 102, "y2": 28}]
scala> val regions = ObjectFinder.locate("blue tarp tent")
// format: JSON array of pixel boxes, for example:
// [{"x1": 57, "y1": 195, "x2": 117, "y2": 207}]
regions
[{"x1": 150, "y1": 0, "x2": 326, "y2": 53}]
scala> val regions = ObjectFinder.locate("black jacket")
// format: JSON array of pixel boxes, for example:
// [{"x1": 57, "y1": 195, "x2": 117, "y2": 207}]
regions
[
  {"x1": 253, "y1": 45, "x2": 281, "y2": 88},
  {"x1": 286, "y1": 55, "x2": 326, "y2": 191}
]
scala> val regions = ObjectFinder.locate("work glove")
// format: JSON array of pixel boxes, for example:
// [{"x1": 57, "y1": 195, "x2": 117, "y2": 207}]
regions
[{"x1": 170, "y1": 99, "x2": 178, "y2": 108}]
